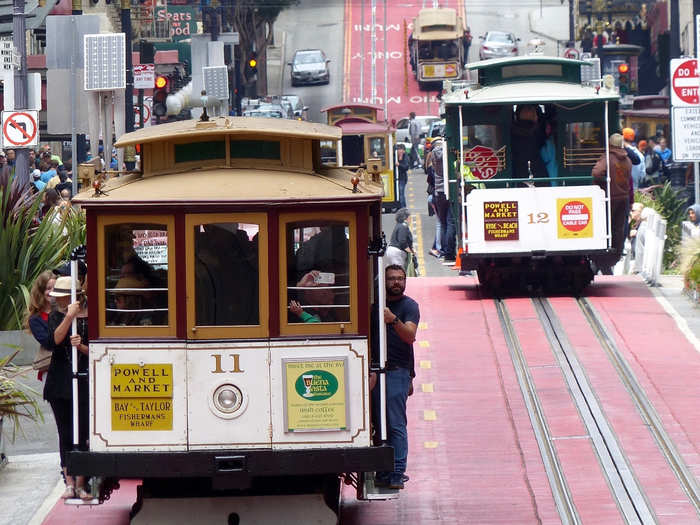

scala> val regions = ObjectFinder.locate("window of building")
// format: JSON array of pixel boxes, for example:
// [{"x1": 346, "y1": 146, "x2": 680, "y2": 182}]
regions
[
  {"x1": 98, "y1": 216, "x2": 175, "y2": 338},
  {"x1": 280, "y1": 212, "x2": 357, "y2": 335}
]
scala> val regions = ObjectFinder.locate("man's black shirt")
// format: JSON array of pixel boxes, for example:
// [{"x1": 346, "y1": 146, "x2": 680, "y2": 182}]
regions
[{"x1": 371, "y1": 295, "x2": 420, "y2": 378}]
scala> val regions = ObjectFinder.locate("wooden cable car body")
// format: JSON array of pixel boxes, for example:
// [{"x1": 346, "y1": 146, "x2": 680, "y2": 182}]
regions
[{"x1": 69, "y1": 116, "x2": 396, "y2": 523}]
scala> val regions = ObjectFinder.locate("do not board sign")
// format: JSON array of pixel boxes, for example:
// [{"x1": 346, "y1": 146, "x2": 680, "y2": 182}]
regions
[
  {"x1": 670, "y1": 58, "x2": 698, "y2": 107},
  {"x1": 2, "y1": 110, "x2": 38, "y2": 148}
]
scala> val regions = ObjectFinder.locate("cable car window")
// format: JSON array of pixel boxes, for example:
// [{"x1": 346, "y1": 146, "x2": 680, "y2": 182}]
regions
[
  {"x1": 461, "y1": 124, "x2": 505, "y2": 175},
  {"x1": 368, "y1": 137, "x2": 386, "y2": 163},
  {"x1": 563, "y1": 122, "x2": 604, "y2": 168},
  {"x1": 174, "y1": 140, "x2": 226, "y2": 163},
  {"x1": 104, "y1": 223, "x2": 169, "y2": 327},
  {"x1": 565, "y1": 122, "x2": 603, "y2": 149},
  {"x1": 193, "y1": 222, "x2": 259, "y2": 326},
  {"x1": 285, "y1": 221, "x2": 350, "y2": 325},
  {"x1": 320, "y1": 140, "x2": 337, "y2": 164},
  {"x1": 230, "y1": 140, "x2": 281, "y2": 160},
  {"x1": 462, "y1": 124, "x2": 502, "y2": 149}
]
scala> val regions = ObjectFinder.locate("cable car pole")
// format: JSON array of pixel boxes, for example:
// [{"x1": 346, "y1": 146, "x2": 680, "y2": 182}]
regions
[
  {"x1": 371, "y1": 0, "x2": 376, "y2": 104},
  {"x1": 360, "y1": 0, "x2": 365, "y2": 101},
  {"x1": 383, "y1": 0, "x2": 388, "y2": 118}
]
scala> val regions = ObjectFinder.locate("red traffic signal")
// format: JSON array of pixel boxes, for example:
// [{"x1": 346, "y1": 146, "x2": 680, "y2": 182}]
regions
[{"x1": 617, "y1": 63, "x2": 629, "y2": 74}]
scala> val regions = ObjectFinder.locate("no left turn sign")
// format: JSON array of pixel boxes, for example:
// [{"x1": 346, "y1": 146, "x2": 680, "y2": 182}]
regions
[{"x1": 2, "y1": 110, "x2": 38, "y2": 148}]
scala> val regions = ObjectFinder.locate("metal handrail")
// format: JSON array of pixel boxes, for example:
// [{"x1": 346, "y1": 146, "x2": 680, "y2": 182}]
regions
[{"x1": 473, "y1": 175, "x2": 592, "y2": 186}]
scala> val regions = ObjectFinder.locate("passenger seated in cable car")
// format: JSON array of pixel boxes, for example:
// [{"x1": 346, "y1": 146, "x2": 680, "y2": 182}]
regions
[
  {"x1": 288, "y1": 224, "x2": 351, "y2": 324},
  {"x1": 510, "y1": 105, "x2": 546, "y2": 182}
]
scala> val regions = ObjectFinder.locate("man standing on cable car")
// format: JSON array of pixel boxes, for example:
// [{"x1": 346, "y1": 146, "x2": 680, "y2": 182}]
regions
[{"x1": 373, "y1": 264, "x2": 419, "y2": 490}]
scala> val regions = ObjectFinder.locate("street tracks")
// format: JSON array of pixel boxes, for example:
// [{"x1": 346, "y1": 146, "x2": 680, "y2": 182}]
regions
[{"x1": 496, "y1": 296, "x2": 700, "y2": 524}]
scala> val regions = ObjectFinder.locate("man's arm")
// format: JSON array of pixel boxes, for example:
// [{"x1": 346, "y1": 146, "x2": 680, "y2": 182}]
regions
[{"x1": 383, "y1": 307, "x2": 417, "y2": 344}]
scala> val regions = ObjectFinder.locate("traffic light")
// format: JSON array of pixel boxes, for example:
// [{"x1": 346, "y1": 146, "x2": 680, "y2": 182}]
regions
[
  {"x1": 153, "y1": 75, "x2": 170, "y2": 118},
  {"x1": 245, "y1": 53, "x2": 258, "y2": 80},
  {"x1": 617, "y1": 63, "x2": 629, "y2": 94}
]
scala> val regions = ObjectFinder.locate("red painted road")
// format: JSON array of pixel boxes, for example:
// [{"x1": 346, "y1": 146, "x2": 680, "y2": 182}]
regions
[
  {"x1": 343, "y1": 0, "x2": 466, "y2": 123},
  {"x1": 42, "y1": 276, "x2": 700, "y2": 524}
]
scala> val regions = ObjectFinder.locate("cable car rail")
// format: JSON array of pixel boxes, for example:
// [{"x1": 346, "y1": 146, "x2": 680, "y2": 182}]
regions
[
  {"x1": 533, "y1": 297, "x2": 656, "y2": 524},
  {"x1": 577, "y1": 297, "x2": 700, "y2": 517},
  {"x1": 494, "y1": 299, "x2": 580, "y2": 525}
]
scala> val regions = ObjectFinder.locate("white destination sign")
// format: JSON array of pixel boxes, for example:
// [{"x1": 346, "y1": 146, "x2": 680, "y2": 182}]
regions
[{"x1": 672, "y1": 106, "x2": 700, "y2": 162}]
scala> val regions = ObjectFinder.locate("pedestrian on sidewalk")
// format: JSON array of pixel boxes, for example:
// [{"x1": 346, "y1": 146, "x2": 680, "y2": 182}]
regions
[
  {"x1": 408, "y1": 112, "x2": 421, "y2": 169},
  {"x1": 386, "y1": 208, "x2": 416, "y2": 274},
  {"x1": 45, "y1": 276, "x2": 92, "y2": 501},
  {"x1": 396, "y1": 144, "x2": 410, "y2": 208},
  {"x1": 372, "y1": 264, "x2": 419, "y2": 490}
]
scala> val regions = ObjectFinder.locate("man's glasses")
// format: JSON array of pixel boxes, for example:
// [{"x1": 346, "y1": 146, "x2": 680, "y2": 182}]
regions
[{"x1": 386, "y1": 276, "x2": 406, "y2": 282}]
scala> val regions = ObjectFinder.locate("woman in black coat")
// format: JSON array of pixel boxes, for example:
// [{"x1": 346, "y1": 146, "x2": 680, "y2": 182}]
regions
[{"x1": 45, "y1": 275, "x2": 91, "y2": 500}]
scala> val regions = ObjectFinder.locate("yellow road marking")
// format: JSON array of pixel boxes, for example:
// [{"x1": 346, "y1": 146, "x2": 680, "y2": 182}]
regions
[
  {"x1": 418, "y1": 340, "x2": 430, "y2": 348},
  {"x1": 424, "y1": 441, "x2": 439, "y2": 448},
  {"x1": 421, "y1": 383, "x2": 434, "y2": 393},
  {"x1": 419, "y1": 360, "x2": 431, "y2": 369},
  {"x1": 423, "y1": 409, "x2": 437, "y2": 421}
]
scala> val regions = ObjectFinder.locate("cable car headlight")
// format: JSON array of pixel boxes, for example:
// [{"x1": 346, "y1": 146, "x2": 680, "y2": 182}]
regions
[{"x1": 211, "y1": 383, "x2": 246, "y2": 418}]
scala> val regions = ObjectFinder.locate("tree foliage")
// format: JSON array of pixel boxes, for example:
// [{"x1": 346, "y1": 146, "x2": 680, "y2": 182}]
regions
[
  {"x1": 0, "y1": 171, "x2": 83, "y2": 331},
  {"x1": 224, "y1": 0, "x2": 299, "y2": 95}
]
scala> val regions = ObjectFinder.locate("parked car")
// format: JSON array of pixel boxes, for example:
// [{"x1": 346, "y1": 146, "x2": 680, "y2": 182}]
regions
[
  {"x1": 289, "y1": 49, "x2": 330, "y2": 86},
  {"x1": 428, "y1": 119, "x2": 445, "y2": 138},
  {"x1": 243, "y1": 103, "x2": 288, "y2": 119},
  {"x1": 280, "y1": 94, "x2": 309, "y2": 119},
  {"x1": 395, "y1": 115, "x2": 441, "y2": 143},
  {"x1": 478, "y1": 31, "x2": 519, "y2": 60}
]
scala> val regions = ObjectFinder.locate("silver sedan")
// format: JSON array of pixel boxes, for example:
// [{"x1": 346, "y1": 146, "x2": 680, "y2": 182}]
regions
[{"x1": 478, "y1": 31, "x2": 520, "y2": 60}]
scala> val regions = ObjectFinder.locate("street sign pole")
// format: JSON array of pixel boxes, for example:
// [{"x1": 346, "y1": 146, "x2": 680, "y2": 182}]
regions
[
  {"x1": 13, "y1": 0, "x2": 29, "y2": 186},
  {"x1": 696, "y1": 14, "x2": 700, "y2": 204},
  {"x1": 138, "y1": 89, "x2": 144, "y2": 128}
]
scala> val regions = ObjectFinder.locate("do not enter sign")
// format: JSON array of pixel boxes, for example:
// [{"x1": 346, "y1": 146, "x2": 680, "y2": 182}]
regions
[{"x1": 670, "y1": 58, "x2": 699, "y2": 106}]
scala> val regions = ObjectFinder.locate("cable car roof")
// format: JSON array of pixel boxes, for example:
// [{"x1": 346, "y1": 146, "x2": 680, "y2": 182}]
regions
[
  {"x1": 465, "y1": 55, "x2": 590, "y2": 71},
  {"x1": 114, "y1": 117, "x2": 342, "y2": 148},
  {"x1": 72, "y1": 168, "x2": 383, "y2": 207},
  {"x1": 334, "y1": 120, "x2": 393, "y2": 134},
  {"x1": 442, "y1": 81, "x2": 619, "y2": 105},
  {"x1": 322, "y1": 103, "x2": 384, "y2": 113}
]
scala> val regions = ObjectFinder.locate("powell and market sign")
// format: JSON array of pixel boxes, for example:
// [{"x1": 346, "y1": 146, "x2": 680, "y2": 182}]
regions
[{"x1": 154, "y1": 6, "x2": 197, "y2": 40}]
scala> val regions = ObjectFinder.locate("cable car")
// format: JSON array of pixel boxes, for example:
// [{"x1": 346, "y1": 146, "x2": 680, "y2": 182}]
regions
[
  {"x1": 442, "y1": 56, "x2": 623, "y2": 292},
  {"x1": 68, "y1": 116, "x2": 398, "y2": 523},
  {"x1": 322, "y1": 103, "x2": 399, "y2": 213}
]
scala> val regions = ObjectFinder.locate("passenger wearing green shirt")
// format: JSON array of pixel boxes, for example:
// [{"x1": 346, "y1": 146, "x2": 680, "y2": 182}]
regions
[{"x1": 289, "y1": 300, "x2": 320, "y2": 323}]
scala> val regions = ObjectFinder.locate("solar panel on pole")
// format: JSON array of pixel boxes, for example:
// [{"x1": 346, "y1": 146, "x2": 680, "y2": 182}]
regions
[
  {"x1": 84, "y1": 33, "x2": 126, "y2": 91},
  {"x1": 203, "y1": 65, "x2": 229, "y2": 101}
]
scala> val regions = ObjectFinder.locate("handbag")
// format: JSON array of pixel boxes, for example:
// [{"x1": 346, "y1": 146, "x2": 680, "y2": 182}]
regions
[{"x1": 32, "y1": 346, "x2": 52, "y2": 372}]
